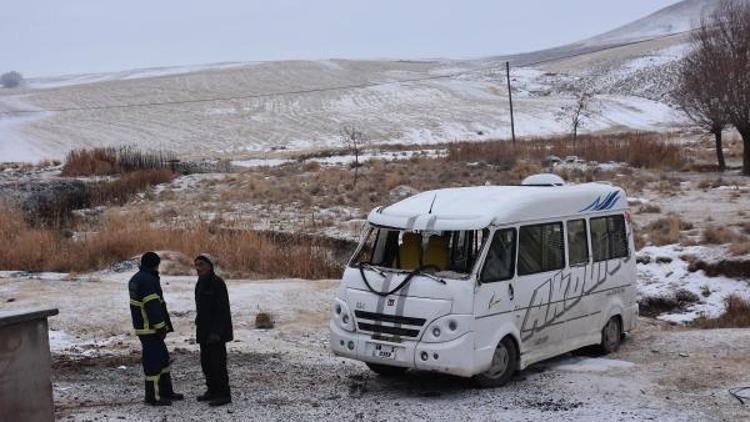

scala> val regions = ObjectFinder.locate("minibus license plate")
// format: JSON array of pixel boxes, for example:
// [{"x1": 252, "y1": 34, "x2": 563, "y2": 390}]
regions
[{"x1": 371, "y1": 343, "x2": 397, "y2": 359}]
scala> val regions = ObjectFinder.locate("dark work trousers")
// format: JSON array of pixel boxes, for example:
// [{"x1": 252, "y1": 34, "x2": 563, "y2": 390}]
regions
[
  {"x1": 200, "y1": 342, "x2": 230, "y2": 397},
  {"x1": 139, "y1": 335, "x2": 175, "y2": 401}
]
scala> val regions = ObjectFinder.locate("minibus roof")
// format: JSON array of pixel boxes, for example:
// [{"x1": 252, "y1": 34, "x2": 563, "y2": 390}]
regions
[{"x1": 367, "y1": 182, "x2": 628, "y2": 231}]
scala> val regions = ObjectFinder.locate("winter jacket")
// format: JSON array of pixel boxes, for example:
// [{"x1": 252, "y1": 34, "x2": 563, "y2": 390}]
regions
[
  {"x1": 128, "y1": 267, "x2": 174, "y2": 336},
  {"x1": 195, "y1": 273, "x2": 233, "y2": 344}
]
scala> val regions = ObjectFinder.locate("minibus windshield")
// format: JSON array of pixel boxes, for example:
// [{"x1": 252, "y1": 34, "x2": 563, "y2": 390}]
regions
[{"x1": 351, "y1": 227, "x2": 489, "y2": 278}]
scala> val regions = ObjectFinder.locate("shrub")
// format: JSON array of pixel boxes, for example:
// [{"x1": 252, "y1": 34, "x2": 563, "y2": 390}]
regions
[
  {"x1": 1, "y1": 71, "x2": 23, "y2": 88},
  {"x1": 701, "y1": 225, "x2": 745, "y2": 245},
  {"x1": 693, "y1": 295, "x2": 750, "y2": 328},
  {"x1": 0, "y1": 205, "x2": 342, "y2": 279},
  {"x1": 639, "y1": 289, "x2": 700, "y2": 317},
  {"x1": 644, "y1": 214, "x2": 687, "y2": 246},
  {"x1": 446, "y1": 132, "x2": 687, "y2": 170},
  {"x1": 61, "y1": 146, "x2": 176, "y2": 177}
]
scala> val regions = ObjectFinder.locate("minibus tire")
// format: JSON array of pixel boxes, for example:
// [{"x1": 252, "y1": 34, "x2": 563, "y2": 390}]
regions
[
  {"x1": 600, "y1": 316, "x2": 622, "y2": 354},
  {"x1": 473, "y1": 337, "x2": 518, "y2": 388},
  {"x1": 366, "y1": 363, "x2": 408, "y2": 377}
]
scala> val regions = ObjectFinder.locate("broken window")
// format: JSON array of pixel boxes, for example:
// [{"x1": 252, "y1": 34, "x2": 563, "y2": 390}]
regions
[{"x1": 351, "y1": 227, "x2": 488, "y2": 277}]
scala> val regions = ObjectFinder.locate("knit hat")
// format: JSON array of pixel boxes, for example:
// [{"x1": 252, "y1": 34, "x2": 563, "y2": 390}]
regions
[
  {"x1": 141, "y1": 251, "x2": 161, "y2": 269},
  {"x1": 194, "y1": 254, "x2": 214, "y2": 271}
]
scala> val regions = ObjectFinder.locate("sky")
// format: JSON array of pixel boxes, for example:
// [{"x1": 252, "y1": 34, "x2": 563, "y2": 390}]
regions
[{"x1": 2, "y1": 0, "x2": 679, "y2": 78}]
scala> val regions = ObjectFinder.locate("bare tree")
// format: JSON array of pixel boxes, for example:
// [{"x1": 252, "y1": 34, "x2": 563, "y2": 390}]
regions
[
  {"x1": 341, "y1": 125, "x2": 367, "y2": 187},
  {"x1": 673, "y1": 23, "x2": 730, "y2": 171},
  {"x1": 1, "y1": 71, "x2": 23, "y2": 88},
  {"x1": 689, "y1": 0, "x2": 750, "y2": 175},
  {"x1": 557, "y1": 91, "x2": 596, "y2": 142}
]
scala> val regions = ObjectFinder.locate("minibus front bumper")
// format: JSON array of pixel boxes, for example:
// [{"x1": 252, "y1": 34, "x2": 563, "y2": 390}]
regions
[{"x1": 329, "y1": 320, "x2": 479, "y2": 377}]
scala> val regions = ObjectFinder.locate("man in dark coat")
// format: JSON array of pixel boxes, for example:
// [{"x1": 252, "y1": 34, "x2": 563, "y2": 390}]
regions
[
  {"x1": 128, "y1": 252, "x2": 184, "y2": 406},
  {"x1": 194, "y1": 255, "x2": 233, "y2": 406}
]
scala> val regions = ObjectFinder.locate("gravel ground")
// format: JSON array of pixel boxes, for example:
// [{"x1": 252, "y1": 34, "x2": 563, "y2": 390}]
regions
[{"x1": 2, "y1": 273, "x2": 750, "y2": 421}]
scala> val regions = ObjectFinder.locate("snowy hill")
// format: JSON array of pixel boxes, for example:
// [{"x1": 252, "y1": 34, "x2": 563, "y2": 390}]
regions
[
  {"x1": 581, "y1": 0, "x2": 717, "y2": 46},
  {"x1": 0, "y1": 0, "x2": 734, "y2": 162}
]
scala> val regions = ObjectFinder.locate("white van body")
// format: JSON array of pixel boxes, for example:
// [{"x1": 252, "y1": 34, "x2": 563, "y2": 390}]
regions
[{"x1": 329, "y1": 177, "x2": 638, "y2": 384}]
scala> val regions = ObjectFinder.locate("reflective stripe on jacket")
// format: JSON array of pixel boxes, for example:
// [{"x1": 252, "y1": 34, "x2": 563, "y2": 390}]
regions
[{"x1": 128, "y1": 267, "x2": 173, "y2": 336}]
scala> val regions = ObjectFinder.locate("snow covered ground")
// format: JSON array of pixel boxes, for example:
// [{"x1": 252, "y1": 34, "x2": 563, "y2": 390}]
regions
[{"x1": 638, "y1": 244, "x2": 750, "y2": 323}]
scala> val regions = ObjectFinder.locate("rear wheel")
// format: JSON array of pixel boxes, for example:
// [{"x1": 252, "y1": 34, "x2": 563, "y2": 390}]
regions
[
  {"x1": 366, "y1": 363, "x2": 408, "y2": 376},
  {"x1": 473, "y1": 336, "x2": 518, "y2": 388},
  {"x1": 600, "y1": 316, "x2": 622, "y2": 354}
]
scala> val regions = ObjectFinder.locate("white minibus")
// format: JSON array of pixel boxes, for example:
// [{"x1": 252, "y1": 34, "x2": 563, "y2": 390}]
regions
[{"x1": 329, "y1": 174, "x2": 638, "y2": 386}]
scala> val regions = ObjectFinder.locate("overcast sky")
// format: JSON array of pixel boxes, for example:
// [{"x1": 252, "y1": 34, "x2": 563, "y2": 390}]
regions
[{"x1": 2, "y1": 0, "x2": 679, "y2": 77}]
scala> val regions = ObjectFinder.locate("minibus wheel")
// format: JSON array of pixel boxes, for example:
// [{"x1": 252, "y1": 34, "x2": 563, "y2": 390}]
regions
[
  {"x1": 600, "y1": 316, "x2": 622, "y2": 354},
  {"x1": 473, "y1": 336, "x2": 518, "y2": 388},
  {"x1": 366, "y1": 363, "x2": 408, "y2": 377}
]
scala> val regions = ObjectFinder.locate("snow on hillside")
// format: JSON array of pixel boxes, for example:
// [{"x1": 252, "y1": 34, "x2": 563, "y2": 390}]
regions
[
  {"x1": 0, "y1": 0, "x2": 726, "y2": 163},
  {"x1": 581, "y1": 0, "x2": 718, "y2": 46}
]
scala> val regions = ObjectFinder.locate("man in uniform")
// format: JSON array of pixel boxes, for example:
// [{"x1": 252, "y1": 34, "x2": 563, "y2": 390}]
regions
[{"x1": 128, "y1": 252, "x2": 184, "y2": 406}]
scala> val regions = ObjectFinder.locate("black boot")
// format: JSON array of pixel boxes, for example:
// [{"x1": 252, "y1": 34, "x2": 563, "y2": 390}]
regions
[
  {"x1": 144, "y1": 380, "x2": 172, "y2": 406},
  {"x1": 159, "y1": 372, "x2": 184, "y2": 401},
  {"x1": 208, "y1": 396, "x2": 231, "y2": 407},
  {"x1": 197, "y1": 391, "x2": 216, "y2": 402}
]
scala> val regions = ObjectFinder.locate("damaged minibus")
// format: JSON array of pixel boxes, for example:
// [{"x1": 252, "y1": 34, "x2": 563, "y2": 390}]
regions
[{"x1": 329, "y1": 174, "x2": 638, "y2": 387}]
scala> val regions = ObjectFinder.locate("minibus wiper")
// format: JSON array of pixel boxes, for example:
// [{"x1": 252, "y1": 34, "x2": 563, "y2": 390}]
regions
[
  {"x1": 359, "y1": 262, "x2": 386, "y2": 277},
  {"x1": 357, "y1": 263, "x2": 445, "y2": 297}
]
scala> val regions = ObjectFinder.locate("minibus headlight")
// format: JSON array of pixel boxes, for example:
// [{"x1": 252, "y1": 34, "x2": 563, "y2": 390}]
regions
[
  {"x1": 423, "y1": 315, "x2": 472, "y2": 343},
  {"x1": 332, "y1": 298, "x2": 355, "y2": 332}
]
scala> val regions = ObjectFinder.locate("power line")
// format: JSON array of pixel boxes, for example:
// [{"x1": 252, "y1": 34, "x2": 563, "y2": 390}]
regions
[{"x1": 0, "y1": 30, "x2": 692, "y2": 116}]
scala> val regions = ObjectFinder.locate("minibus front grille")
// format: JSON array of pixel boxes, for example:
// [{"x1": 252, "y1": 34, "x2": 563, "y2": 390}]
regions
[
  {"x1": 354, "y1": 311, "x2": 426, "y2": 327},
  {"x1": 357, "y1": 323, "x2": 421, "y2": 338}
]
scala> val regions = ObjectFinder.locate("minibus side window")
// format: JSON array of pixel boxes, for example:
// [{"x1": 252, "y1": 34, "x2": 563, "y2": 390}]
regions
[
  {"x1": 480, "y1": 228, "x2": 516, "y2": 283},
  {"x1": 590, "y1": 215, "x2": 628, "y2": 261},
  {"x1": 518, "y1": 222, "x2": 564, "y2": 276},
  {"x1": 567, "y1": 219, "x2": 589, "y2": 266}
]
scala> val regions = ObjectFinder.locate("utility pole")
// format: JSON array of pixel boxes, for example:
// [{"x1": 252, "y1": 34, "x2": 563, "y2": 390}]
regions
[{"x1": 506, "y1": 61, "x2": 516, "y2": 144}]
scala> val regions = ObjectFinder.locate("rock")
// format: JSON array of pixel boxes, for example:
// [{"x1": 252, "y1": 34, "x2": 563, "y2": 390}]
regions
[
  {"x1": 6, "y1": 298, "x2": 15, "y2": 303},
  {"x1": 679, "y1": 353, "x2": 689, "y2": 358},
  {"x1": 546, "y1": 155, "x2": 562, "y2": 165},
  {"x1": 255, "y1": 312, "x2": 275, "y2": 329},
  {"x1": 636, "y1": 255, "x2": 651, "y2": 265},
  {"x1": 389, "y1": 185, "x2": 419, "y2": 199},
  {"x1": 655, "y1": 256, "x2": 673, "y2": 264}
]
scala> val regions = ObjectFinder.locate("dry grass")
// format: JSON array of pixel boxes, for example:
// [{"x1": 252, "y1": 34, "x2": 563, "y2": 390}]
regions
[
  {"x1": 18, "y1": 169, "x2": 175, "y2": 228},
  {"x1": 693, "y1": 295, "x2": 750, "y2": 328},
  {"x1": 61, "y1": 146, "x2": 176, "y2": 176},
  {"x1": 639, "y1": 289, "x2": 700, "y2": 318},
  {"x1": 728, "y1": 242, "x2": 750, "y2": 256},
  {"x1": 701, "y1": 225, "x2": 746, "y2": 245},
  {"x1": 446, "y1": 132, "x2": 687, "y2": 170},
  {"x1": 90, "y1": 169, "x2": 175, "y2": 206},
  {"x1": 688, "y1": 258, "x2": 750, "y2": 278},
  {"x1": 637, "y1": 204, "x2": 662, "y2": 214},
  {"x1": 0, "y1": 205, "x2": 341, "y2": 279},
  {"x1": 643, "y1": 214, "x2": 692, "y2": 246},
  {"x1": 223, "y1": 157, "x2": 520, "y2": 213}
]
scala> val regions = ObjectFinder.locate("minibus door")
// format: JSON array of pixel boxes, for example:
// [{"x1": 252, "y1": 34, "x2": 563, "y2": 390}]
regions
[{"x1": 473, "y1": 228, "x2": 517, "y2": 350}]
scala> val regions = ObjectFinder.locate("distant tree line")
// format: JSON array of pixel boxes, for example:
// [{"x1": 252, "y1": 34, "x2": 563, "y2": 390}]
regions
[{"x1": 673, "y1": 0, "x2": 750, "y2": 175}]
